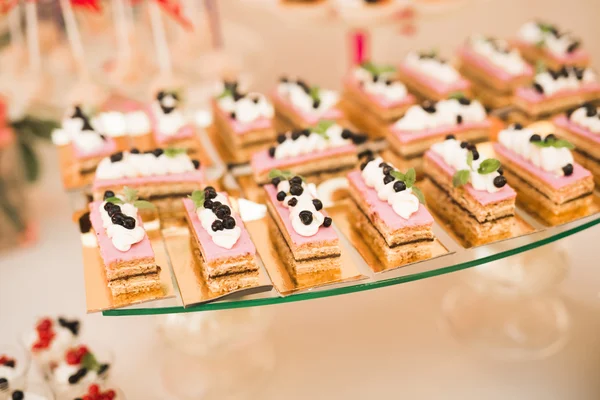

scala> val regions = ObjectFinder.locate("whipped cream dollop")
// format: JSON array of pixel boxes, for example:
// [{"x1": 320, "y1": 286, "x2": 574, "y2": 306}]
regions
[
  {"x1": 72, "y1": 128, "x2": 106, "y2": 155},
  {"x1": 468, "y1": 34, "x2": 528, "y2": 76},
  {"x1": 95, "y1": 112, "x2": 127, "y2": 137},
  {"x1": 152, "y1": 91, "x2": 186, "y2": 136},
  {"x1": 404, "y1": 51, "x2": 460, "y2": 84},
  {"x1": 517, "y1": 21, "x2": 581, "y2": 57},
  {"x1": 52, "y1": 362, "x2": 99, "y2": 387},
  {"x1": 277, "y1": 78, "x2": 339, "y2": 118},
  {"x1": 431, "y1": 138, "x2": 504, "y2": 193},
  {"x1": 125, "y1": 111, "x2": 152, "y2": 136},
  {"x1": 353, "y1": 66, "x2": 408, "y2": 102},
  {"x1": 194, "y1": 188, "x2": 241, "y2": 249},
  {"x1": 0, "y1": 364, "x2": 17, "y2": 381},
  {"x1": 568, "y1": 105, "x2": 600, "y2": 133},
  {"x1": 272, "y1": 177, "x2": 331, "y2": 237},
  {"x1": 99, "y1": 197, "x2": 145, "y2": 252},
  {"x1": 95, "y1": 149, "x2": 199, "y2": 180},
  {"x1": 360, "y1": 157, "x2": 421, "y2": 219},
  {"x1": 532, "y1": 66, "x2": 596, "y2": 96},
  {"x1": 394, "y1": 97, "x2": 486, "y2": 131},
  {"x1": 498, "y1": 125, "x2": 574, "y2": 177},
  {"x1": 216, "y1": 81, "x2": 274, "y2": 124},
  {"x1": 271, "y1": 123, "x2": 362, "y2": 160}
]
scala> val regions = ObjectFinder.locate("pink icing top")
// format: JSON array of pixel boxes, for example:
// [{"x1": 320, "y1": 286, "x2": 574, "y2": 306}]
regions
[
  {"x1": 182, "y1": 197, "x2": 256, "y2": 262},
  {"x1": 344, "y1": 76, "x2": 416, "y2": 109},
  {"x1": 264, "y1": 184, "x2": 338, "y2": 246},
  {"x1": 513, "y1": 39, "x2": 590, "y2": 64},
  {"x1": 399, "y1": 63, "x2": 471, "y2": 95},
  {"x1": 424, "y1": 150, "x2": 516, "y2": 206},
  {"x1": 100, "y1": 96, "x2": 143, "y2": 113},
  {"x1": 493, "y1": 143, "x2": 591, "y2": 189},
  {"x1": 146, "y1": 106, "x2": 195, "y2": 144},
  {"x1": 347, "y1": 171, "x2": 434, "y2": 231},
  {"x1": 390, "y1": 120, "x2": 491, "y2": 144},
  {"x1": 211, "y1": 99, "x2": 273, "y2": 135},
  {"x1": 554, "y1": 114, "x2": 600, "y2": 145},
  {"x1": 271, "y1": 91, "x2": 344, "y2": 126},
  {"x1": 250, "y1": 144, "x2": 356, "y2": 175},
  {"x1": 89, "y1": 201, "x2": 154, "y2": 264},
  {"x1": 0, "y1": 127, "x2": 14, "y2": 149},
  {"x1": 73, "y1": 136, "x2": 117, "y2": 160},
  {"x1": 516, "y1": 82, "x2": 600, "y2": 104},
  {"x1": 92, "y1": 169, "x2": 204, "y2": 191},
  {"x1": 457, "y1": 46, "x2": 533, "y2": 82}
]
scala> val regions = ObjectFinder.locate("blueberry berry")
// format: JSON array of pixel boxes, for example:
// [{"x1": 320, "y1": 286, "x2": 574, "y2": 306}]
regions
[
  {"x1": 268, "y1": 147, "x2": 276, "y2": 157},
  {"x1": 545, "y1": 133, "x2": 557, "y2": 142},
  {"x1": 215, "y1": 205, "x2": 231, "y2": 219},
  {"x1": 291, "y1": 131, "x2": 301, "y2": 140},
  {"x1": 230, "y1": 112, "x2": 236, "y2": 120},
  {"x1": 110, "y1": 152, "x2": 124, "y2": 162},
  {"x1": 341, "y1": 129, "x2": 352, "y2": 139},
  {"x1": 288, "y1": 198, "x2": 298, "y2": 207},
  {"x1": 533, "y1": 83, "x2": 544, "y2": 94},
  {"x1": 11, "y1": 390, "x2": 24, "y2": 400},
  {"x1": 152, "y1": 148, "x2": 164, "y2": 157},
  {"x1": 529, "y1": 134, "x2": 542, "y2": 142},
  {"x1": 312, "y1": 199, "x2": 323, "y2": 211},
  {"x1": 383, "y1": 175, "x2": 395, "y2": 185},
  {"x1": 393, "y1": 181, "x2": 406, "y2": 192},
  {"x1": 211, "y1": 220, "x2": 224, "y2": 232},
  {"x1": 562, "y1": 163, "x2": 574, "y2": 176},
  {"x1": 493, "y1": 175, "x2": 507, "y2": 188},
  {"x1": 290, "y1": 176, "x2": 303, "y2": 185},
  {"x1": 323, "y1": 217, "x2": 333, "y2": 227},
  {"x1": 223, "y1": 217, "x2": 236, "y2": 229},
  {"x1": 290, "y1": 185, "x2": 304, "y2": 196},
  {"x1": 277, "y1": 191, "x2": 286, "y2": 201},
  {"x1": 103, "y1": 190, "x2": 115, "y2": 200},
  {"x1": 130, "y1": 148, "x2": 140, "y2": 154},
  {"x1": 513, "y1": 123, "x2": 523, "y2": 130},
  {"x1": 299, "y1": 210, "x2": 313, "y2": 225},
  {"x1": 445, "y1": 134, "x2": 456, "y2": 140},
  {"x1": 271, "y1": 177, "x2": 282, "y2": 186},
  {"x1": 471, "y1": 149, "x2": 480, "y2": 161},
  {"x1": 203, "y1": 199, "x2": 214, "y2": 209},
  {"x1": 312, "y1": 99, "x2": 321, "y2": 109},
  {"x1": 458, "y1": 97, "x2": 471, "y2": 105},
  {"x1": 460, "y1": 141, "x2": 469, "y2": 149},
  {"x1": 123, "y1": 216, "x2": 136, "y2": 230},
  {"x1": 277, "y1": 134, "x2": 286, "y2": 144},
  {"x1": 192, "y1": 159, "x2": 201, "y2": 169},
  {"x1": 456, "y1": 115, "x2": 463, "y2": 124}
]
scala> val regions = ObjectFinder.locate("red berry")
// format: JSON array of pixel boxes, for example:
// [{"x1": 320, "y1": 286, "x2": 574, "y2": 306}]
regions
[
  {"x1": 82, "y1": 396, "x2": 92, "y2": 400},
  {"x1": 78, "y1": 345, "x2": 89, "y2": 357},
  {"x1": 88, "y1": 384, "x2": 99, "y2": 395},
  {"x1": 0, "y1": 355, "x2": 7, "y2": 364},
  {"x1": 66, "y1": 351, "x2": 79, "y2": 365},
  {"x1": 106, "y1": 390, "x2": 116, "y2": 399},
  {"x1": 38, "y1": 329, "x2": 54, "y2": 340},
  {"x1": 37, "y1": 318, "x2": 52, "y2": 331}
]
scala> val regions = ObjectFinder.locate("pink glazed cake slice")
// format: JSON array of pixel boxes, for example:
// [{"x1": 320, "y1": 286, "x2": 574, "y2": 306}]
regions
[
  {"x1": 146, "y1": 106, "x2": 195, "y2": 145},
  {"x1": 398, "y1": 63, "x2": 471, "y2": 99},
  {"x1": 272, "y1": 91, "x2": 344, "y2": 127},
  {"x1": 73, "y1": 137, "x2": 117, "y2": 161}
]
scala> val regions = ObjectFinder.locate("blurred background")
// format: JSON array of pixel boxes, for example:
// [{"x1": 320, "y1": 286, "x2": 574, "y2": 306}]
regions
[{"x1": 1, "y1": 0, "x2": 600, "y2": 398}]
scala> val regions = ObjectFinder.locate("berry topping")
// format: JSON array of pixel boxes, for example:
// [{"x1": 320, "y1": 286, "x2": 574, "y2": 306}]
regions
[
  {"x1": 252, "y1": 97, "x2": 260, "y2": 104},
  {"x1": 562, "y1": 163, "x2": 574, "y2": 176},
  {"x1": 312, "y1": 99, "x2": 321, "y2": 109},
  {"x1": 529, "y1": 134, "x2": 542, "y2": 142},
  {"x1": 290, "y1": 176, "x2": 303, "y2": 185},
  {"x1": 268, "y1": 147, "x2": 276, "y2": 157},
  {"x1": 379, "y1": 162, "x2": 388, "y2": 168},
  {"x1": 80, "y1": 384, "x2": 117, "y2": 400},
  {"x1": 301, "y1": 129, "x2": 311, "y2": 137},
  {"x1": 276, "y1": 191, "x2": 286, "y2": 201},
  {"x1": 493, "y1": 175, "x2": 507, "y2": 188},
  {"x1": 109, "y1": 152, "x2": 123, "y2": 163},
  {"x1": 11, "y1": 391, "x2": 23, "y2": 400},
  {"x1": 299, "y1": 210, "x2": 313, "y2": 225},
  {"x1": 323, "y1": 217, "x2": 333, "y2": 227},
  {"x1": 351, "y1": 133, "x2": 368, "y2": 145},
  {"x1": 203, "y1": 199, "x2": 214, "y2": 209},
  {"x1": 382, "y1": 165, "x2": 393, "y2": 175},
  {"x1": 130, "y1": 147, "x2": 140, "y2": 154},
  {"x1": 360, "y1": 161, "x2": 368, "y2": 171},
  {"x1": 458, "y1": 97, "x2": 471, "y2": 105},
  {"x1": 341, "y1": 129, "x2": 352, "y2": 139},
  {"x1": 78, "y1": 212, "x2": 92, "y2": 234},
  {"x1": 276, "y1": 134, "x2": 286, "y2": 144},
  {"x1": 574, "y1": 67, "x2": 584, "y2": 80},
  {"x1": 58, "y1": 317, "x2": 80, "y2": 336},
  {"x1": 533, "y1": 83, "x2": 544, "y2": 94},
  {"x1": 497, "y1": 167, "x2": 504, "y2": 176},
  {"x1": 205, "y1": 186, "x2": 215, "y2": 193},
  {"x1": 545, "y1": 133, "x2": 557, "y2": 142},
  {"x1": 122, "y1": 216, "x2": 136, "y2": 230},
  {"x1": 211, "y1": 201, "x2": 222, "y2": 210},
  {"x1": 32, "y1": 318, "x2": 56, "y2": 351},
  {"x1": 559, "y1": 66, "x2": 569, "y2": 78},
  {"x1": 471, "y1": 149, "x2": 480, "y2": 161},
  {"x1": 223, "y1": 217, "x2": 236, "y2": 229},
  {"x1": 513, "y1": 123, "x2": 523, "y2": 130},
  {"x1": 111, "y1": 213, "x2": 125, "y2": 225},
  {"x1": 103, "y1": 190, "x2": 115, "y2": 200},
  {"x1": 296, "y1": 79, "x2": 311, "y2": 94},
  {"x1": 192, "y1": 159, "x2": 201, "y2": 169},
  {"x1": 393, "y1": 181, "x2": 407, "y2": 192},
  {"x1": 445, "y1": 134, "x2": 456, "y2": 140},
  {"x1": 215, "y1": 205, "x2": 231, "y2": 219},
  {"x1": 456, "y1": 115, "x2": 463, "y2": 124},
  {"x1": 291, "y1": 131, "x2": 301, "y2": 140},
  {"x1": 288, "y1": 198, "x2": 298, "y2": 207},
  {"x1": 385, "y1": 79, "x2": 393, "y2": 86},
  {"x1": 460, "y1": 141, "x2": 469, "y2": 149},
  {"x1": 271, "y1": 177, "x2": 282, "y2": 186},
  {"x1": 152, "y1": 148, "x2": 164, "y2": 157},
  {"x1": 0, "y1": 378, "x2": 7, "y2": 390},
  {"x1": 230, "y1": 112, "x2": 236, "y2": 120},
  {"x1": 68, "y1": 367, "x2": 88, "y2": 384},
  {"x1": 97, "y1": 364, "x2": 110, "y2": 375},
  {"x1": 372, "y1": 74, "x2": 379, "y2": 83},
  {"x1": 0, "y1": 355, "x2": 15, "y2": 368},
  {"x1": 211, "y1": 220, "x2": 224, "y2": 232},
  {"x1": 383, "y1": 175, "x2": 395, "y2": 185},
  {"x1": 290, "y1": 184, "x2": 304, "y2": 196},
  {"x1": 422, "y1": 102, "x2": 436, "y2": 113},
  {"x1": 279, "y1": 76, "x2": 288, "y2": 83},
  {"x1": 312, "y1": 199, "x2": 323, "y2": 211},
  {"x1": 585, "y1": 105, "x2": 597, "y2": 117}
]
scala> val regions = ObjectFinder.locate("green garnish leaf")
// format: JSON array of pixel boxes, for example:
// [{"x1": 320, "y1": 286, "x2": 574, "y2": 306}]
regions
[
  {"x1": 309, "y1": 86, "x2": 320, "y2": 102},
  {"x1": 535, "y1": 39, "x2": 546, "y2": 49},
  {"x1": 390, "y1": 170, "x2": 405, "y2": 181},
  {"x1": 164, "y1": 147, "x2": 187, "y2": 158},
  {"x1": 268, "y1": 169, "x2": 295, "y2": 180},
  {"x1": 217, "y1": 87, "x2": 233, "y2": 99},
  {"x1": 453, "y1": 169, "x2": 471, "y2": 187},
  {"x1": 535, "y1": 60, "x2": 547, "y2": 74},
  {"x1": 411, "y1": 186, "x2": 426, "y2": 205},
  {"x1": 360, "y1": 61, "x2": 396, "y2": 76},
  {"x1": 477, "y1": 158, "x2": 501, "y2": 175},
  {"x1": 104, "y1": 196, "x2": 124, "y2": 205},
  {"x1": 312, "y1": 120, "x2": 336, "y2": 139},
  {"x1": 466, "y1": 151, "x2": 473, "y2": 169},
  {"x1": 122, "y1": 186, "x2": 139, "y2": 203},
  {"x1": 133, "y1": 200, "x2": 155, "y2": 210},
  {"x1": 188, "y1": 190, "x2": 205, "y2": 209},
  {"x1": 403, "y1": 168, "x2": 416, "y2": 188},
  {"x1": 552, "y1": 139, "x2": 575, "y2": 149},
  {"x1": 448, "y1": 91, "x2": 466, "y2": 100},
  {"x1": 537, "y1": 22, "x2": 555, "y2": 34},
  {"x1": 81, "y1": 352, "x2": 100, "y2": 371}
]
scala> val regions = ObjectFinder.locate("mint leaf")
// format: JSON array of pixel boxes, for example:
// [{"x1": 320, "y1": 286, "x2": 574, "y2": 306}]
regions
[
  {"x1": 466, "y1": 151, "x2": 473, "y2": 169},
  {"x1": 552, "y1": 139, "x2": 575, "y2": 149},
  {"x1": 453, "y1": 169, "x2": 471, "y2": 187},
  {"x1": 164, "y1": 147, "x2": 186, "y2": 158},
  {"x1": 313, "y1": 120, "x2": 336, "y2": 139},
  {"x1": 535, "y1": 60, "x2": 546, "y2": 74},
  {"x1": 133, "y1": 200, "x2": 155, "y2": 209},
  {"x1": 411, "y1": 186, "x2": 426, "y2": 205},
  {"x1": 403, "y1": 168, "x2": 416, "y2": 188},
  {"x1": 360, "y1": 61, "x2": 396, "y2": 76},
  {"x1": 477, "y1": 158, "x2": 501, "y2": 175},
  {"x1": 123, "y1": 186, "x2": 139, "y2": 203},
  {"x1": 448, "y1": 91, "x2": 466, "y2": 100},
  {"x1": 390, "y1": 170, "x2": 405, "y2": 181},
  {"x1": 81, "y1": 352, "x2": 99, "y2": 371},
  {"x1": 360, "y1": 61, "x2": 377, "y2": 75},
  {"x1": 217, "y1": 87, "x2": 233, "y2": 99},
  {"x1": 309, "y1": 86, "x2": 320, "y2": 102},
  {"x1": 188, "y1": 190, "x2": 205, "y2": 209},
  {"x1": 104, "y1": 196, "x2": 124, "y2": 205}
]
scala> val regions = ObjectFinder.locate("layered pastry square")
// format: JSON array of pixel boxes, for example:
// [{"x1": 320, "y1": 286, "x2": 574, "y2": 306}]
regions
[
  {"x1": 386, "y1": 95, "x2": 491, "y2": 174},
  {"x1": 272, "y1": 77, "x2": 345, "y2": 129},
  {"x1": 92, "y1": 148, "x2": 204, "y2": 215},
  {"x1": 89, "y1": 192, "x2": 162, "y2": 296},
  {"x1": 513, "y1": 66, "x2": 600, "y2": 121},
  {"x1": 397, "y1": 51, "x2": 472, "y2": 101},
  {"x1": 494, "y1": 124, "x2": 594, "y2": 222},
  {"x1": 457, "y1": 35, "x2": 534, "y2": 109},
  {"x1": 423, "y1": 137, "x2": 517, "y2": 245},
  {"x1": 183, "y1": 187, "x2": 259, "y2": 293},
  {"x1": 554, "y1": 104, "x2": 600, "y2": 186},
  {"x1": 348, "y1": 157, "x2": 435, "y2": 265},
  {"x1": 211, "y1": 80, "x2": 276, "y2": 163},
  {"x1": 250, "y1": 121, "x2": 365, "y2": 184},
  {"x1": 264, "y1": 174, "x2": 341, "y2": 284},
  {"x1": 513, "y1": 21, "x2": 590, "y2": 70},
  {"x1": 341, "y1": 61, "x2": 415, "y2": 138}
]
